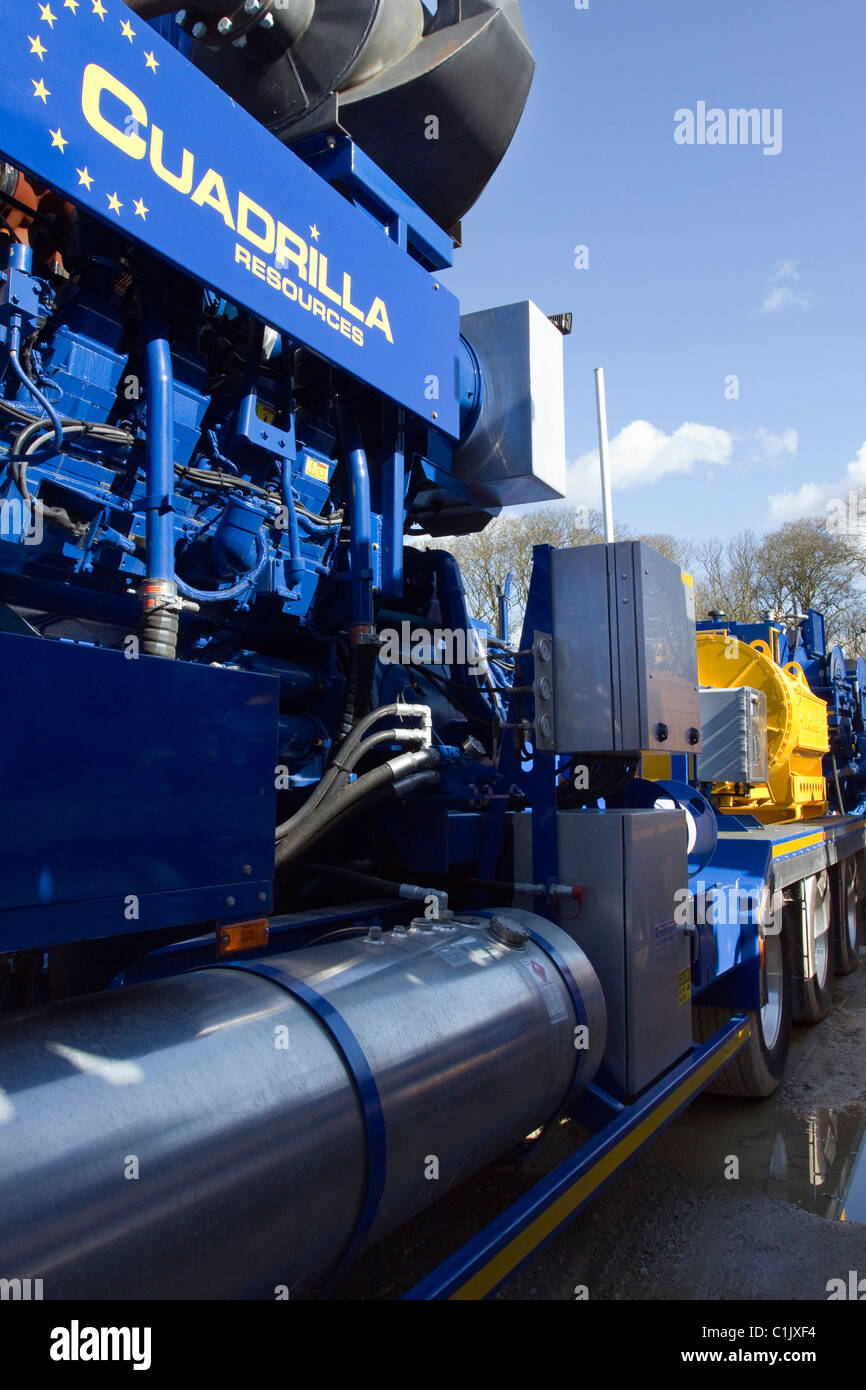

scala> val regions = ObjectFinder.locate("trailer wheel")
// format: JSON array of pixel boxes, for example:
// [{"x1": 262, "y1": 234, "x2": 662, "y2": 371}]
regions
[
  {"x1": 832, "y1": 856, "x2": 861, "y2": 976},
  {"x1": 792, "y1": 872, "x2": 833, "y2": 1024},
  {"x1": 693, "y1": 914, "x2": 791, "y2": 1098}
]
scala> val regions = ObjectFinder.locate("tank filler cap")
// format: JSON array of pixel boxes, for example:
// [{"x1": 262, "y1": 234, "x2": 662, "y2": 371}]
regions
[{"x1": 487, "y1": 915, "x2": 529, "y2": 950}]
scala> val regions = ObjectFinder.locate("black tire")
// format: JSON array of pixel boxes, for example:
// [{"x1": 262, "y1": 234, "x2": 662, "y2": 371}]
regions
[
  {"x1": 693, "y1": 909, "x2": 792, "y2": 1098},
  {"x1": 792, "y1": 872, "x2": 833, "y2": 1024},
  {"x1": 832, "y1": 856, "x2": 862, "y2": 976}
]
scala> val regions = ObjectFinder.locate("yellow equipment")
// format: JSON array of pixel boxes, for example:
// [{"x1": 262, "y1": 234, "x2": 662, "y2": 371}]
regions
[{"x1": 696, "y1": 630, "x2": 829, "y2": 824}]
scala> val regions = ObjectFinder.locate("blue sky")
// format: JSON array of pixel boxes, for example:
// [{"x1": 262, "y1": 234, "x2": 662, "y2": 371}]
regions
[{"x1": 439, "y1": 0, "x2": 866, "y2": 545}]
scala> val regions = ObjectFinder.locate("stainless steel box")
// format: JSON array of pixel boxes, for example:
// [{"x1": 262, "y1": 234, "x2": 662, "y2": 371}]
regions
[
  {"x1": 696, "y1": 686, "x2": 768, "y2": 784},
  {"x1": 454, "y1": 301, "x2": 566, "y2": 505},
  {"x1": 540, "y1": 541, "x2": 701, "y2": 754},
  {"x1": 513, "y1": 808, "x2": 693, "y2": 1097}
]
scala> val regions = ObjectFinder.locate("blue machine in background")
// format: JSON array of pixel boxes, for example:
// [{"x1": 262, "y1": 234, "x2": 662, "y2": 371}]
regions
[{"x1": 696, "y1": 610, "x2": 866, "y2": 815}]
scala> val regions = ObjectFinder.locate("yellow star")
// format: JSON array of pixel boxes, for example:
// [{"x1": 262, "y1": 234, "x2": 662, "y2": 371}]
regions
[
  {"x1": 64, "y1": 0, "x2": 79, "y2": 12},
  {"x1": 106, "y1": 191, "x2": 122, "y2": 215},
  {"x1": 120, "y1": 18, "x2": 135, "y2": 41},
  {"x1": 32, "y1": 78, "x2": 50, "y2": 103},
  {"x1": 133, "y1": 198, "x2": 148, "y2": 220},
  {"x1": 92, "y1": 0, "x2": 107, "y2": 18},
  {"x1": 28, "y1": 34, "x2": 48, "y2": 60},
  {"x1": 39, "y1": 4, "x2": 57, "y2": 28},
  {"x1": 309, "y1": 225, "x2": 320, "y2": 241},
  {"x1": 144, "y1": 50, "x2": 159, "y2": 73},
  {"x1": 76, "y1": 166, "x2": 94, "y2": 190},
  {"x1": 49, "y1": 128, "x2": 68, "y2": 153}
]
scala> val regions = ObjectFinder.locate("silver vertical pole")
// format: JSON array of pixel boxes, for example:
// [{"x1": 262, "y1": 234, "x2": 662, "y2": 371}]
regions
[{"x1": 594, "y1": 367, "x2": 614, "y2": 544}]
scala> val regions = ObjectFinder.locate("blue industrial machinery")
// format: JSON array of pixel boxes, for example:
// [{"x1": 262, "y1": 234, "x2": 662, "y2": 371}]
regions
[
  {"x1": 696, "y1": 610, "x2": 866, "y2": 815},
  {"x1": 0, "y1": 1, "x2": 863, "y2": 1302}
]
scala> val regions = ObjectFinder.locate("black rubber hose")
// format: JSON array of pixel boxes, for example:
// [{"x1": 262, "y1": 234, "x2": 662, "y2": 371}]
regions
[
  {"x1": 141, "y1": 607, "x2": 178, "y2": 660},
  {"x1": 333, "y1": 643, "x2": 379, "y2": 749},
  {"x1": 274, "y1": 749, "x2": 440, "y2": 872}
]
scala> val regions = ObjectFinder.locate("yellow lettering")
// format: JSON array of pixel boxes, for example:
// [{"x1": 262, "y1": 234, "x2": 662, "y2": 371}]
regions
[
  {"x1": 276, "y1": 222, "x2": 308, "y2": 282},
  {"x1": 318, "y1": 254, "x2": 342, "y2": 307},
  {"x1": 238, "y1": 192, "x2": 275, "y2": 255},
  {"x1": 312, "y1": 298, "x2": 326, "y2": 321},
  {"x1": 191, "y1": 168, "x2": 235, "y2": 229},
  {"x1": 365, "y1": 297, "x2": 393, "y2": 344},
  {"x1": 235, "y1": 243, "x2": 251, "y2": 268},
  {"x1": 81, "y1": 64, "x2": 146, "y2": 160},
  {"x1": 150, "y1": 124, "x2": 194, "y2": 193},
  {"x1": 342, "y1": 272, "x2": 365, "y2": 323}
]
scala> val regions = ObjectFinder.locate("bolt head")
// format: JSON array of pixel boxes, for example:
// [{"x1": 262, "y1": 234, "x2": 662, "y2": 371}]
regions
[
  {"x1": 217, "y1": 16, "x2": 233, "y2": 33},
  {"x1": 192, "y1": 21, "x2": 207, "y2": 37}
]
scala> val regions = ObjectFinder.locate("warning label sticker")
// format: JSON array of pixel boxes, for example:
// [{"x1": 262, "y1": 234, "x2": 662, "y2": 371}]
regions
[
  {"x1": 678, "y1": 966, "x2": 692, "y2": 1006},
  {"x1": 524, "y1": 958, "x2": 568, "y2": 1024}
]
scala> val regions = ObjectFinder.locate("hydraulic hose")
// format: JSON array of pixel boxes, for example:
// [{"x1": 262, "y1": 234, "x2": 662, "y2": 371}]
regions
[
  {"x1": 274, "y1": 747, "x2": 441, "y2": 871},
  {"x1": 280, "y1": 703, "x2": 431, "y2": 826}
]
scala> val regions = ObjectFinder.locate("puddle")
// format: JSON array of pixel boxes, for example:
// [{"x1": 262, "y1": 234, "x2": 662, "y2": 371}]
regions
[{"x1": 661, "y1": 1095, "x2": 866, "y2": 1222}]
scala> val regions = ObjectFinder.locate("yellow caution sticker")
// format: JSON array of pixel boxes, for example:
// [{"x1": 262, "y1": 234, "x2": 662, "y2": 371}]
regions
[
  {"x1": 678, "y1": 966, "x2": 691, "y2": 1005},
  {"x1": 304, "y1": 457, "x2": 330, "y2": 484},
  {"x1": 256, "y1": 402, "x2": 275, "y2": 424}
]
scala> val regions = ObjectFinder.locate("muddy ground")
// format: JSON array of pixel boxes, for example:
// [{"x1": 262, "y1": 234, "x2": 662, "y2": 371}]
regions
[{"x1": 338, "y1": 949, "x2": 866, "y2": 1301}]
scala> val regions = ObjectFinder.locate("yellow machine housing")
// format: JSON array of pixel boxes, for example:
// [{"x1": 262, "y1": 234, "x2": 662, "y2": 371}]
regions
[{"x1": 696, "y1": 631, "x2": 829, "y2": 824}]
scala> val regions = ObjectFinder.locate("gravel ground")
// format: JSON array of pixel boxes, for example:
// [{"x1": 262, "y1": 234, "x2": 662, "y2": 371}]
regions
[{"x1": 338, "y1": 951, "x2": 866, "y2": 1301}]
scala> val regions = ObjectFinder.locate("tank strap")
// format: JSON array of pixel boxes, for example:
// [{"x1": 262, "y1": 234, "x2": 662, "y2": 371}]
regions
[
  {"x1": 216, "y1": 960, "x2": 387, "y2": 1296},
  {"x1": 528, "y1": 929, "x2": 591, "y2": 1105}
]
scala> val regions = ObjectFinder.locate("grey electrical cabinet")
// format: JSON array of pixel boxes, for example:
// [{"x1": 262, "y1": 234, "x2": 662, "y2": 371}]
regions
[
  {"x1": 537, "y1": 542, "x2": 701, "y2": 755},
  {"x1": 512, "y1": 808, "x2": 693, "y2": 1098},
  {"x1": 696, "y1": 686, "x2": 768, "y2": 784}
]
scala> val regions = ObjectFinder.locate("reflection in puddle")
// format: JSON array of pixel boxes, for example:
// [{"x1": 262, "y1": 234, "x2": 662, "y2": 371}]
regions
[{"x1": 666, "y1": 1098, "x2": 866, "y2": 1223}]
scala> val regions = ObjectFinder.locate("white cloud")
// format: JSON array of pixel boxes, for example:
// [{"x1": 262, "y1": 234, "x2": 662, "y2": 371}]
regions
[
  {"x1": 569, "y1": 419, "x2": 734, "y2": 500},
  {"x1": 761, "y1": 285, "x2": 815, "y2": 312},
  {"x1": 752, "y1": 427, "x2": 799, "y2": 462},
  {"x1": 760, "y1": 258, "x2": 815, "y2": 312},
  {"x1": 768, "y1": 441, "x2": 866, "y2": 523},
  {"x1": 769, "y1": 258, "x2": 800, "y2": 284}
]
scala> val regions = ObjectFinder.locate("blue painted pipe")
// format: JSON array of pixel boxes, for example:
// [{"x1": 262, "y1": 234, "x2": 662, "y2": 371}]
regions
[
  {"x1": 140, "y1": 296, "x2": 176, "y2": 586},
  {"x1": 281, "y1": 456, "x2": 304, "y2": 590},
  {"x1": 337, "y1": 404, "x2": 374, "y2": 630}
]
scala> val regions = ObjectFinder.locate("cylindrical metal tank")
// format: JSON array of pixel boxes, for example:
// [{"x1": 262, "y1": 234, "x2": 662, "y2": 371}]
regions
[{"x1": 0, "y1": 911, "x2": 604, "y2": 1298}]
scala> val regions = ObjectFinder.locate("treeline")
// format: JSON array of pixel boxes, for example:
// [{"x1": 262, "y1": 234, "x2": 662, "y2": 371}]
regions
[{"x1": 422, "y1": 505, "x2": 866, "y2": 654}]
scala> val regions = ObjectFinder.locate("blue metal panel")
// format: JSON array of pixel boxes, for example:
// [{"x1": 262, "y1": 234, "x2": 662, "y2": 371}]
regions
[
  {"x1": 0, "y1": 630, "x2": 279, "y2": 950},
  {"x1": 0, "y1": 0, "x2": 460, "y2": 435}
]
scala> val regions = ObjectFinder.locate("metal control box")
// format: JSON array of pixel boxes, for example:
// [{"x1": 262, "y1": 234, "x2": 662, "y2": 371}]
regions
[
  {"x1": 537, "y1": 542, "x2": 701, "y2": 755},
  {"x1": 454, "y1": 301, "x2": 567, "y2": 505},
  {"x1": 513, "y1": 808, "x2": 693, "y2": 1097},
  {"x1": 696, "y1": 686, "x2": 769, "y2": 785}
]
